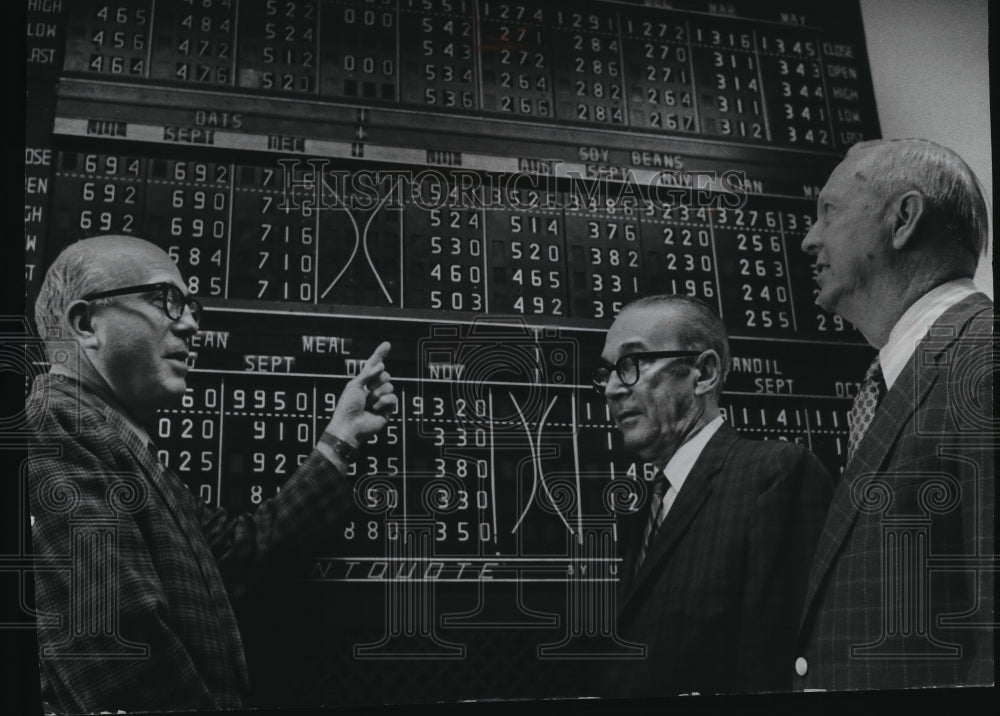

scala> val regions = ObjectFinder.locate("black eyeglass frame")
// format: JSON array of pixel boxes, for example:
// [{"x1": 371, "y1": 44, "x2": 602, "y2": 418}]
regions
[
  {"x1": 592, "y1": 350, "x2": 702, "y2": 393},
  {"x1": 82, "y1": 282, "x2": 203, "y2": 323}
]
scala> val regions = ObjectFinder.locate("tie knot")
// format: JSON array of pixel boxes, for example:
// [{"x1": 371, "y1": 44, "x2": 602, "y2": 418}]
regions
[{"x1": 650, "y1": 473, "x2": 670, "y2": 498}]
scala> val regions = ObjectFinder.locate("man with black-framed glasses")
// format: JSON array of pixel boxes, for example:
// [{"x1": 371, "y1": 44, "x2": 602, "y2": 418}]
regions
[
  {"x1": 26, "y1": 235, "x2": 397, "y2": 713},
  {"x1": 595, "y1": 295, "x2": 833, "y2": 698},
  {"x1": 83, "y1": 281, "x2": 205, "y2": 323}
]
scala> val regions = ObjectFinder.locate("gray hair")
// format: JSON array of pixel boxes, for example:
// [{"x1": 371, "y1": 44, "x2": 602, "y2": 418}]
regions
[
  {"x1": 33, "y1": 237, "x2": 122, "y2": 357},
  {"x1": 621, "y1": 294, "x2": 730, "y2": 397},
  {"x1": 847, "y1": 138, "x2": 989, "y2": 259}
]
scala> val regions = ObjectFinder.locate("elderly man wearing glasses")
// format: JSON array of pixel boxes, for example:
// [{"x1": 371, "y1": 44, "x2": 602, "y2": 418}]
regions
[
  {"x1": 593, "y1": 294, "x2": 832, "y2": 698},
  {"x1": 27, "y1": 235, "x2": 397, "y2": 714}
]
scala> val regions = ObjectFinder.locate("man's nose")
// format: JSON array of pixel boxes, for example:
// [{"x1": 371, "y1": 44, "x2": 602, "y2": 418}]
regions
[
  {"x1": 173, "y1": 304, "x2": 200, "y2": 333},
  {"x1": 603, "y1": 370, "x2": 628, "y2": 400},
  {"x1": 801, "y1": 222, "x2": 820, "y2": 255}
]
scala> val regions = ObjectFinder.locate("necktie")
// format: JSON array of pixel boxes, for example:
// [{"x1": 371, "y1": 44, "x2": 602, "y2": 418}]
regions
[
  {"x1": 846, "y1": 357, "x2": 885, "y2": 465},
  {"x1": 635, "y1": 473, "x2": 670, "y2": 576}
]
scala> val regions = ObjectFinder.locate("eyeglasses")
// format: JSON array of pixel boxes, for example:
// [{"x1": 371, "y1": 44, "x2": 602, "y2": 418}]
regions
[
  {"x1": 83, "y1": 282, "x2": 203, "y2": 324},
  {"x1": 592, "y1": 351, "x2": 701, "y2": 393}
]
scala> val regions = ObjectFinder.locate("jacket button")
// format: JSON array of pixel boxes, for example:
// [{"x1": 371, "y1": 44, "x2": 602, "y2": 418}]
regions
[{"x1": 795, "y1": 657, "x2": 808, "y2": 676}]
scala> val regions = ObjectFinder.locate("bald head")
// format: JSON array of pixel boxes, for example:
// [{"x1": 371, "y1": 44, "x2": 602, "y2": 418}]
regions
[{"x1": 34, "y1": 235, "x2": 181, "y2": 356}]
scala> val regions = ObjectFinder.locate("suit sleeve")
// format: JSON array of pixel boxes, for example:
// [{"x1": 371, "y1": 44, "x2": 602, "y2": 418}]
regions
[
  {"x1": 739, "y1": 444, "x2": 834, "y2": 692},
  {"x1": 29, "y1": 404, "x2": 217, "y2": 713},
  {"x1": 185, "y1": 447, "x2": 356, "y2": 599}
]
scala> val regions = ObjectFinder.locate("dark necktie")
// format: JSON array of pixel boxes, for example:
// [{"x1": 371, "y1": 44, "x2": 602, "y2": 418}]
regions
[
  {"x1": 634, "y1": 473, "x2": 670, "y2": 576},
  {"x1": 847, "y1": 357, "x2": 885, "y2": 465}
]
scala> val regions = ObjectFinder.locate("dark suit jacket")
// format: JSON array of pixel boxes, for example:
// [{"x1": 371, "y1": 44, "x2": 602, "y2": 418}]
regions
[
  {"x1": 27, "y1": 374, "x2": 356, "y2": 714},
  {"x1": 795, "y1": 293, "x2": 995, "y2": 691},
  {"x1": 604, "y1": 423, "x2": 834, "y2": 697}
]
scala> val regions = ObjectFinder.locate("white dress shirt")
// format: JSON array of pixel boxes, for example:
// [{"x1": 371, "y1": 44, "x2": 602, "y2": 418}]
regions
[
  {"x1": 879, "y1": 278, "x2": 979, "y2": 390},
  {"x1": 653, "y1": 415, "x2": 725, "y2": 524}
]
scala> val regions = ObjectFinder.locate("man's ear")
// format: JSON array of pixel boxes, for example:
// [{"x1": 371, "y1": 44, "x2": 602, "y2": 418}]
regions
[
  {"x1": 692, "y1": 350, "x2": 721, "y2": 396},
  {"x1": 888, "y1": 190, "x2": 925, "y2": 250},
  {"x1": 65, "y1": 300, "x2": 99, "y2": 348}
]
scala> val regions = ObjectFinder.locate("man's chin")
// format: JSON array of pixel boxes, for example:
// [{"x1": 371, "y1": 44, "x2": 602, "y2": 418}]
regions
[
  {"x1": 155, "y1": 379, "x2": 188, "y2": 406},
  {"x1": 814, "y1": 283, "x2": 846, "y2": 315},
  {"x1": 621, "y1": 431, "x2": 654, "y2": 456},
  {"x1": 167, "y1": 382, "x2": 188, "y2": 400}
]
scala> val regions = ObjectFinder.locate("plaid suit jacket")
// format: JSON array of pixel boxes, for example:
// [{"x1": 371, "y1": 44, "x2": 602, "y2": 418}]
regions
[
  {"x1": 603, "y1": 424, "x2": 833, "y2": 697},
  {"x1": 27, "y1": 374, "x2": 356, "y2": 714},
  {"x1": 795, "y1": 293, "x2": 995, "y2": 691}
]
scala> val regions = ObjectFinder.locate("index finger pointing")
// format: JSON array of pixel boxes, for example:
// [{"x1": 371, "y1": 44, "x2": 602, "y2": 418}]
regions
[
  {"x1": 355, "y1": 341, "x2": 392, "y2": 381},
  {"x1": 366, "y1": 341, "x2": 392, "y2": 368}
]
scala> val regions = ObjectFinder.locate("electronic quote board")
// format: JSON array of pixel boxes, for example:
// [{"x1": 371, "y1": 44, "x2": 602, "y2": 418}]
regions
[{"x1": 24, "y1": 0, "x2": 880, "y2": 707}]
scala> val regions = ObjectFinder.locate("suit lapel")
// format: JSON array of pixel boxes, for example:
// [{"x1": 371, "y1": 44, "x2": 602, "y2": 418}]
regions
[
  {"x1": 616, "y1": 509, "x2": 645, "y2": 600},
  {"x1": 799, "y1": 294, "x2": 992, "y2": 626},
  {"x1": 99, "y1": 397, "x2": 250, "y2": 683},
  {"x1": 618, "y1": 425, "x2": 737, "y2": 616},
  {"x1": 97, "y1": 401, "x2": 230, "y2": 598}
]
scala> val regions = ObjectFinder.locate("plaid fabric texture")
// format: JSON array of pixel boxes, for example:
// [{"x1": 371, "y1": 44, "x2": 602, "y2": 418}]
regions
[
  {"x1": 27, "y1": 374, "x2": 357, "y2": 714},
  {"x1": 604, "y1": 424, "x2": 834, "y2": 697},
  {"x1": 796, "y1": 294, "x2": 995, "y2": 691}
]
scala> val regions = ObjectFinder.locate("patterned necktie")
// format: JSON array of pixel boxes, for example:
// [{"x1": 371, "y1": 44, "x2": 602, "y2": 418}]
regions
[
  {"x1": 847, "y1": 357, "x2": 885, "y2": 465},
  {"x1": 635, "y1": 472, "x2": 670, "y2": 576}
]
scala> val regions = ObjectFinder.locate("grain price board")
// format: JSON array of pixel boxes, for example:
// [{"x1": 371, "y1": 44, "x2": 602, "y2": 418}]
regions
[{"x1": 24, "y1": 0, "x2": 879, "y2": 706}]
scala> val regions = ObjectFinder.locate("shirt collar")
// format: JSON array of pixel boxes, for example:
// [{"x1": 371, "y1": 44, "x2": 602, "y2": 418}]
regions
[
  {"x1": 879, "y1": 279, "x2": 978, "y2": 390},
  {"x1": 661, "y1": 415, "x2": 725, "y2": 495}
]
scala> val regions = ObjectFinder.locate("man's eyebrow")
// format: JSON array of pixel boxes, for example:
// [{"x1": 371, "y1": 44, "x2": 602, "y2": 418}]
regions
[
  {"x1": 603, "y1": 340, "x2": 649, "y2": 359},
  {"x1": 620, "y1": 339, "x2": 650, "y2": 351},
  {"x1": 816, "y1": 193, "x2": 836, "y2": 211}
]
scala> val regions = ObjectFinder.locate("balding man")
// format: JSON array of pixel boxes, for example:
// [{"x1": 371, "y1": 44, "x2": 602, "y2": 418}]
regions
[
  {"x1": 795, "y1": 139, "x2": 994, "y2": 689},
  {"x1": 28, "y1": 235, "x2": 397, "y2": 713},
  {"x1": 595, "y1": 295, "x2": 833, "y2": 696}
]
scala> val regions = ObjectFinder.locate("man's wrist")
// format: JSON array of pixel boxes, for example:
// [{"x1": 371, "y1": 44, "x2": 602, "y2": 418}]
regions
[{"x1": 319, "y1": 432, "x2": 358, "y2": 464}]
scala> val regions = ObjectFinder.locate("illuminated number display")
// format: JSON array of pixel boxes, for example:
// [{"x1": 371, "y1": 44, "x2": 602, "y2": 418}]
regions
[
  {"x1": 150, "y1": 0, "x2": 236, "y2": 86},
  {"x1": 321, "y1": 0, "x2": 397, "y2": 100},
  {"x1": 480, "y1": 2, "x2": 553, "y2": 118},
  {"x1": 238, "y1": 0, "x2": 319, "y2": 93},
  {"x1": 156, "y1": 374, "x2": 222, "y2": 506},
  {"x1": 487, "y1": 194, "x2": 566, "y2": 317},
  {"x1": 641, "y1": 205, "x2": 720, "y2": 309},
  {"x1": 209, "y1": 379, "x2": 320, "y2": 509},
  {"x1": 57, "y1": 0, "x2": 877, "y2": 148},
  {"x1": 714, "y1": 203, "x2": 796, "y2": 335},
  {"x1": 400, "y1": 0, "x2": 476, "y2": 109},
  {"x1": 64, "y1": 1, "x2": 150, "y2": 76},
  {"x1": 622, "y1": 12, "x2": 698, "y2": 132},
  {"x1": 565, "y1": 202, "x2": 643, "y2": 319},
  {"x1": 51, "y1": 152, "x2": 145, "y2": 243},
  {"x1": 759, "y1": 31, "x2": 831, "y2": 147},
  {"x1": 230, "y1": 164, "x2": 318, "y2": 303},
  {"x1": 144, "y1": 159, "x2": 230, "y2": 297},
  {"x1": 406, "y1": 201, "x2": 487, "y2": 312},
  {"x1": 691, "y1": 20, "x2": 768, "y2": 141},
  {"x1": 550, "y1": 9, "x2": 626, "y2": 126}
]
